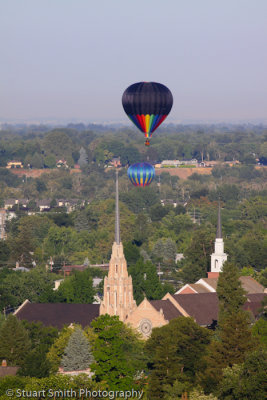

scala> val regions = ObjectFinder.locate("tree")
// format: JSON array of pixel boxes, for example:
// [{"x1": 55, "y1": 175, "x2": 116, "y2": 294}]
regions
[
  {"x1": 91, "y1": 314, "x2": 145, "y2": 390},
  {"x1": 200, "y1": 262, "x2": 257, "y2": 392},
  {"x1": 0, "y1": 241, "x2": 10, "y2": 267},
  {"x1": 18, "y1": 346, "x2": 51, "y2": 378},
  {"x1": 0, "y1": 267, "x2": 56, "y2": 311},
  {"x1": 152, "y1": 238, "x2": 176, "y2": 264},
  {"x1": 180, "y1": 227, "x2": 214, "y2": 283},
  {"x1": 0, "y1": 315, "x2": 31, "y2": 366},
  {"x1": 61, "y1": 328, "x2": 94, "y2": 371},
  {"x1": 146, "y1": 317, "x2": 211, "y2": 400},
  {"x1": 217, "y1": 349, "x2": 267, "y2": 400},
  {"x1": 36, "y1": 179, "x2": 47, "y2": 193},
  {"x1": 46, "y1": 326, "x2": 74, "y2": 373},
  {"x1": 44, "y1": 154, "x2": 56, "y2": 168},
  {"x1": 129, "y1": 259, "x2": 173, "y2": 305},
  {"x1": 216, "y1": 261, "x2": 247, "y2": 321},
  {"x1": 149, "y1": 203, "x2": 170, "y2": 222},
  {"x1": 252, "y1": 318, "x2": 267, "y2": 347},
  {"x1": 123, "y1": 241, "x2": 141, "y2": 265},
  {"x1": 78, "y1": 147, "x2": 89, "y2": 168},
  {"x1": 164, "y1": 382, "x2": 218, "y2": 400},
  {"x1": 56, "y1": 269, "x2": 95, "y2": 303},
  {"x1": 30, "y1": 152, "x2": 44, "y2": 169}
]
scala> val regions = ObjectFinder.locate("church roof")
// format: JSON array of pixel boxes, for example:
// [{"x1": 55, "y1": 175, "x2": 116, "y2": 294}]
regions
[
  {"x1": 239, "y1": 276, "x2": 265, "y2": 294},
  {"x1": 199, "y1": 276, "x2": 265, "y2": 294},
  {"x1": 188, "y1": 284, "x2": 211, "y2": 293},
  {"x1": 171, "y1": 292, "x2": 266, "y2": 326},
  {"x1": 171, "y1": 293, "x2": 219, "y2": 326},
  {"x1": 150, "y1": 299, "x2": 183, "y2": 321},
  {"x1": 15, "y1": 302, "x2": 100, "y2": 329},
  {"x1": 197, "y1": 278, "x2": 218, "y2": 290}
]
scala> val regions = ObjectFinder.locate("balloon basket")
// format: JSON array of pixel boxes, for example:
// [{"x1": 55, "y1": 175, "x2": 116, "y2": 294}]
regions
[{"x1": 145, "y1": 140, "x2": 150, "y2": 146}]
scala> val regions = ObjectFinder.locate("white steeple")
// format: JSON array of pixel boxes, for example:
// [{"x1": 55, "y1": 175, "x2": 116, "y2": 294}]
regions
[{"x1": 210, "y1": 202, "x2": 227, "y2": 273}]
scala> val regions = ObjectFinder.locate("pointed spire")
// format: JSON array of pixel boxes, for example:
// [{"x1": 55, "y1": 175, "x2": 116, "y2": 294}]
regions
[
  {"x1": 216, "y1": 200, "x2": 222, "y2": 239},
  {"x1": 115, "y1": 170, "x2": 120, "y2": 244}
]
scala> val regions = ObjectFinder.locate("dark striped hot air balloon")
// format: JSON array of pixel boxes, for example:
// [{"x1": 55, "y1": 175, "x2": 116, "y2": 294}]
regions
[
  {"x1": 127, "y1": 162, "x2": 155, "y2": 187},
  {"x1": 122, "y1": 82, "x2": 173, "y2": 146}
]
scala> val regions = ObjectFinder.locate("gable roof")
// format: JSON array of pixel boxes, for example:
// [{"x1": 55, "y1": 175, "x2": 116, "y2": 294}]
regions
[
  {"x1": 15, "y1": 302, "x2": 100, "y2": 329},
  {"x1": 239, "y1": 276, "x2": 264, "y2": 294},
  {"x1": 150, "y1": 299, "x2": 183, "y2": 321},
  {"x1": 171, "y1": 293, "x2": 219, "y2": 325},
  {"x1": 189, "y1": 284, "x2": 211, "y2": 293},
  {"x1": 196, "y1": 276, "x2": 265, "y2": 295},
  {"x1": 170, "y1": 292, "x2": 266, "y2": 326},
  {"x1": 198, "y1": 278, "x2": 218, "y2": 290}
]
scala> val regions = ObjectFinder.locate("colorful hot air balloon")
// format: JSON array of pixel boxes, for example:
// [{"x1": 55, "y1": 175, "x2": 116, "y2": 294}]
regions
[
  {"x1": 127, "y1": 162, "x2": 155, "y2": 187},
  {"x1": 122, "y1": 82, "x2": 173, "y2": 146}
]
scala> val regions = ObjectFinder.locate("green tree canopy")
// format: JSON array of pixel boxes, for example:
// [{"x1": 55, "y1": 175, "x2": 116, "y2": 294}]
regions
[
  {"x1": 61, "y1": 327, "x2": 94, "y2": 371},
  {"x1": 0, "y1": 315, "x2": 31, "y2": 366},
  {"x1": 146, "y1": 317, "x2": 211, "y2": 400}
]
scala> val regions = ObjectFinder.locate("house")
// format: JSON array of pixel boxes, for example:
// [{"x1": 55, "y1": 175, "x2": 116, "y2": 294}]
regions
[
  {"x1": 4, "y1": 199, "x2": 17, "y2": 209},
  {"x1": 56, "y1": 159, "x2": 68, "y2": 168},
  {"x1": 110, "y1": 157, "x2": 121, "y2": 167},
  {"x1": 62, "y1": 265, "x2": 88, "y2": 277},
  {"x1": 160, "y1": 199, "x2": 177, "y2": 207},
  {"x1": 36, "y1": 199, "x2": 51, "y2": 211},
  {"x1": 161, "y1": 159, "x2": 198, "y2": 167},
  {"x1": 6, "y1": 161, "x2": 23, "y2": 169},
  {"x1": 4, "y1": 199, "x2": 28, "y2": 210}
]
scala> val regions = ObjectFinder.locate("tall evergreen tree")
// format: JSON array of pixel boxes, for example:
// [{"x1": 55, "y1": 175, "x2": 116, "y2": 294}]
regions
[
  {"x1": 78, "y1": 147, "x2": 89, "y2": 168},
  {"x1": 0, "y1": 315, "x2": 31, "y2": 366},
  {"x1": 216, "y1": 261, "x2": 246, "y2": 321},
  {"x1": 200, "y1": 262, "x2": 257, "y2": 392},
  {"x1": 146, "y1": 317, "x2": 211, "y2": 400},
  {"x1": 61, "y1": 328, "x2": 94, "y2": 371}
]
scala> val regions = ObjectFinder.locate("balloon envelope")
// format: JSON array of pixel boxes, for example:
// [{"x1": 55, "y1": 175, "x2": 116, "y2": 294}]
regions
[
  {"x1": 122, "y1": 82, "x2": 173, "y2": 141},
  {"x1": 127, "y1": 162, "x2": 155, "y2": 187}
]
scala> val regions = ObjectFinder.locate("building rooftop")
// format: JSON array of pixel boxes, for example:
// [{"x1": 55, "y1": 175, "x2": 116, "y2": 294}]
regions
[
  {"x1": 150, "y1": 299, "x2": 183, "y2": 321},
  {"x1": 15, "y1": 301, "x2": 100, "y2": 329}
]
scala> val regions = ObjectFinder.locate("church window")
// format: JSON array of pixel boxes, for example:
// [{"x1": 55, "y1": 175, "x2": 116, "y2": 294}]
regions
[
  {"x1": 115, "y1": 264, "x2": 118, "y2": 273},
  {"x1": 215, "y1": 259, "x2": 218, "y2": 268}
]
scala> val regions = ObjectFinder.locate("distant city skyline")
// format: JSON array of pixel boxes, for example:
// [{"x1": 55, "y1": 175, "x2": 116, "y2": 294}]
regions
[{"x1": 1, "y1": 0, "x2": 267, "y2": 123}]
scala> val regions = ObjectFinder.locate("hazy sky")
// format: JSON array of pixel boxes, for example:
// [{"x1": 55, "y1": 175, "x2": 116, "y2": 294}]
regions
[{"x1": 1, "y1": 0, "x2": 267, "y2": 123}]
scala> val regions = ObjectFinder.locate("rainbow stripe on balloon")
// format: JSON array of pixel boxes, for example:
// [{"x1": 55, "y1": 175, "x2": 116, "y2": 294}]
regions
[
  {"x1": 128, "y1": 114, "x2": 167, "y2": 138},
  {"x1": 127, "y1": 162, "x2": 155, "y2": 187}
]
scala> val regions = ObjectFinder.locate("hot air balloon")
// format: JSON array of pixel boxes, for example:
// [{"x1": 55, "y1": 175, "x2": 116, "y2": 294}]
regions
[
  {"x1": 127, "y1": 162, "x2": 155, "y2": 187},
  {"x1": 122, "y1": 82, "x2": 173, "y2": 146}
]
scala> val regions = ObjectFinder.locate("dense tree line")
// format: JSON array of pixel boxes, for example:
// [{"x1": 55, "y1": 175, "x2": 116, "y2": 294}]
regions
[{"x1": 0, "y1": 262, "x2": 266, "y2": 399}]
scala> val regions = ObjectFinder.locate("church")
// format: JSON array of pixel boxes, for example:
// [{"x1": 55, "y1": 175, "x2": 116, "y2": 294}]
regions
[{"x1": 16, "y1": 172, "x2": 266, "y2": 337}]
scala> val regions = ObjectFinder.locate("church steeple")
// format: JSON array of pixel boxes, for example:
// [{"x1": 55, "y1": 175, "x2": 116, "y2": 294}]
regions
[
  {"x1": 209, "y1": 201, "x2": 228, "y2": 277},
  {"x1": 216, "y1": 201, "x2": 222, "y2": 239},
  {"x1": 115, "y1": 170, "x2": 120, "y2": 244},
  {"x1": 100, "y1": 170, "x2": 136, "y2": 321}
]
